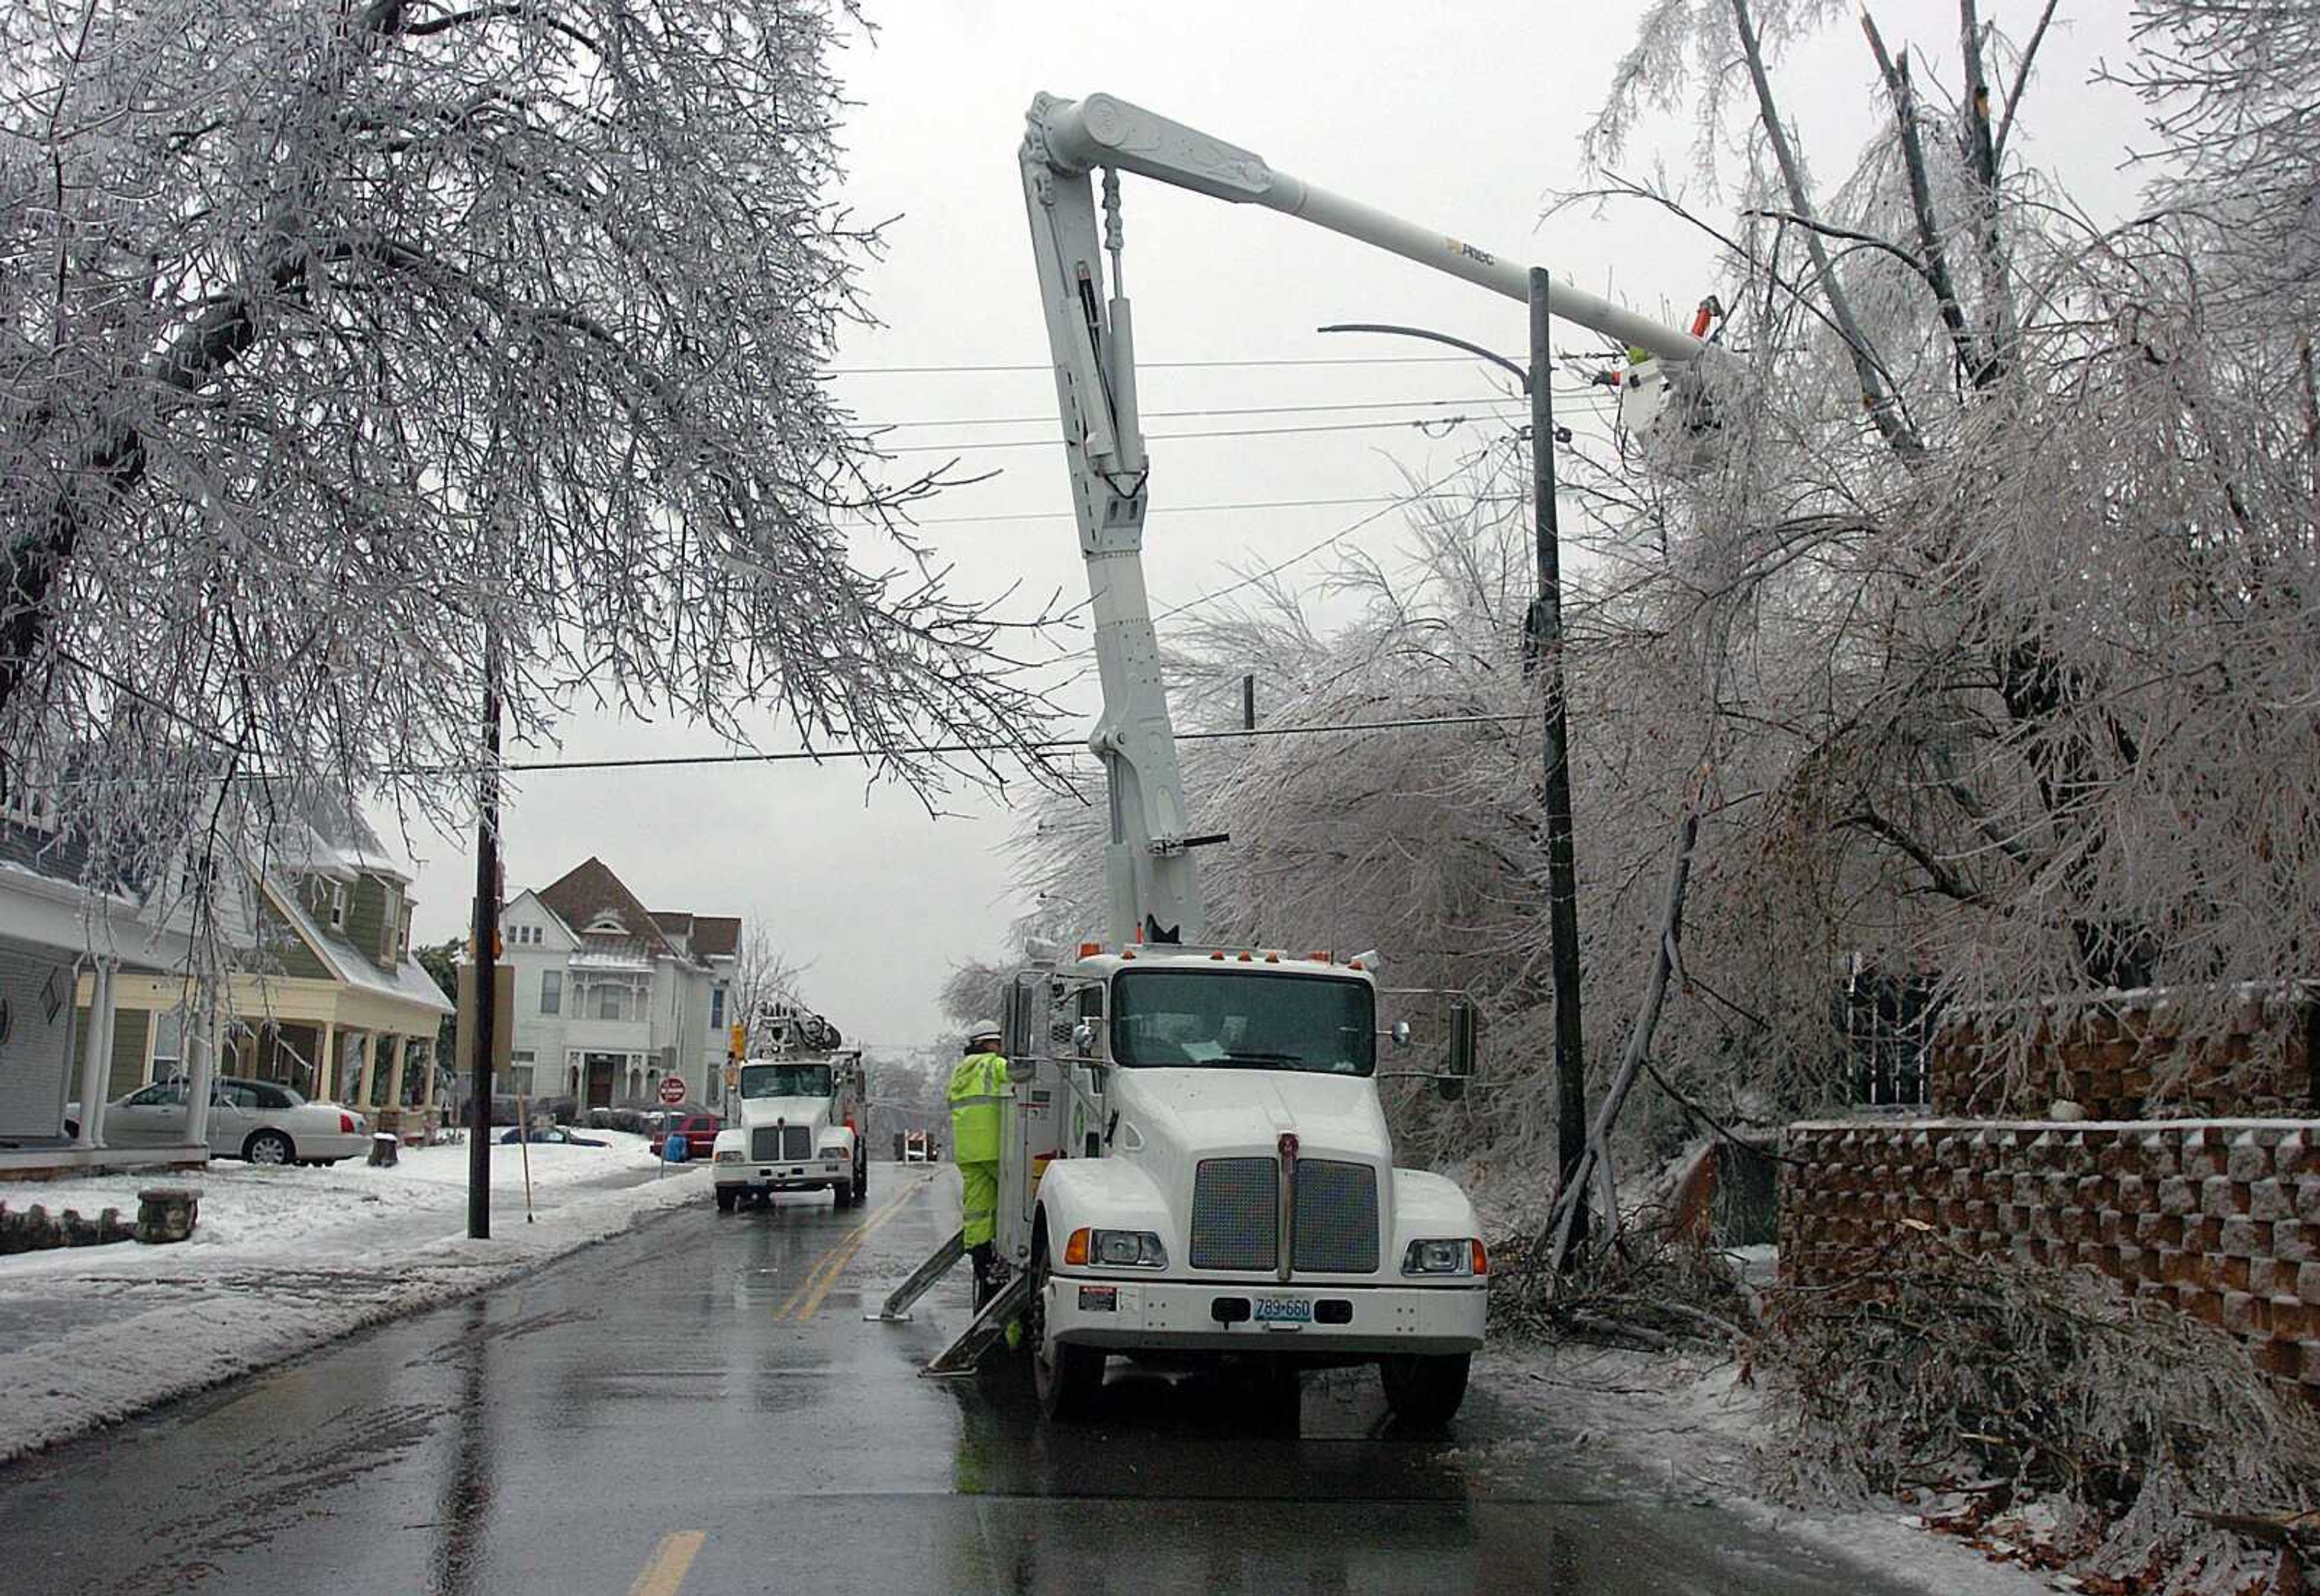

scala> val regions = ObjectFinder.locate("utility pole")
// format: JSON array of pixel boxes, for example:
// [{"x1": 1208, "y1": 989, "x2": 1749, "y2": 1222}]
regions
[
  {"x1": 1320, "y1": 303, "x2": 1591, "y2": 1247},
  {"x1": 1528, "y1": 266, "x2": 1588, "y2": 1253},
  {"x1": 467, "y1": 631, "x2": 501, "y2": 1241}
]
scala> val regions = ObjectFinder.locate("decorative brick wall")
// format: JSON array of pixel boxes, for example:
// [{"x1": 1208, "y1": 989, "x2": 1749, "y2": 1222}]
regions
[
  {"x1": 1930, "y1": 993, "x2": 2316, "y2": 1121},
  {"x1": 1780, "y1": 1119, "x2": 2320, "y2": 1396}
]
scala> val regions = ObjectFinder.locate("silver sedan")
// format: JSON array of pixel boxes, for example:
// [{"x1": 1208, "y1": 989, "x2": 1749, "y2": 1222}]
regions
[{"x1": 69, "y1": 1076, "x2": 371, "y2": 1165}]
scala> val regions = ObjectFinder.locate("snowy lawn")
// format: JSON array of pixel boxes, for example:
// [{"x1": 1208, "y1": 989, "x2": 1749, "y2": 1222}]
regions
[{"x1": 0, "y1": 1130, "x2": 710, "y2": 1461}]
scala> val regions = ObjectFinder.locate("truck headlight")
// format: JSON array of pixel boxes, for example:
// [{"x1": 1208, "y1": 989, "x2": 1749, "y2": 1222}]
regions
[
  {"x1": 713, "y1": 1149, "x2": 744, "y2": 1165},
  {"x1": 819, "y1": 1148, "x2": 846, "y2": 1163},
  {"x1": 1401, "y1": 1238, "x2": 1483, "y2": 1276},
  {"x1": 1091, "y1": 1229, "x2": 1167, "y2": 1269}
]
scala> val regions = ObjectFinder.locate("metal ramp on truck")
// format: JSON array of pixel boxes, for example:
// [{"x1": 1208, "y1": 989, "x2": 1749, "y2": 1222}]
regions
[
  {"x1": 864, "y1": 1224, "x2": 1030, "y2": 1377},
  {"x1": 921, "y1": 1271, "x2": 1031, "y2": 1379}
]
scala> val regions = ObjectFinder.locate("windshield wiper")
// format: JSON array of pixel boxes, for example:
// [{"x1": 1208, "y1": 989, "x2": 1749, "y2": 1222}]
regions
[{"x1": 1223, "y1": 1051, "x2": 1305, "y2": 1069}]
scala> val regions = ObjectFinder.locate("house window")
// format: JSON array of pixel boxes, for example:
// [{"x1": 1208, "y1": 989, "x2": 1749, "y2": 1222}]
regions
[
  {"x1": 0, "y1": 772, "x2": 58, "y2": 835},
  {"x1": 398, "y1": 904, "x2": 414, "y2": 959},
  {"x1": 709, "y1": 985, "x2": 726, "y2": 1030},
  {"x1": 509, "y1": 1050, "x2": 535, "y2": 1096},
  {"x1": 326, "y1": 881, "x2": 347, "y2": 930},
  {"x1": 598, "y1": 984, "x2": 625, "y2": 1022},
  {"x1": 540, "y1": 970, "x2": 562, "y2": 1015}
]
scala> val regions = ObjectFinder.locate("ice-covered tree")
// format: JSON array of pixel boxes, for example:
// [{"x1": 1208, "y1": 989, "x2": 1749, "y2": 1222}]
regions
[{"x1": 0, "y1": 0, "x2": 1049, "y2": 928}]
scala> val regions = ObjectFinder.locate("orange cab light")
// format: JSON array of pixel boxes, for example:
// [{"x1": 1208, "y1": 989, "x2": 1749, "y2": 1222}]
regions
[
  {"x1": 1471, "y1": 1239, "x2": 1490, "y2": 1275},
  {"x1": 1308, "y1": 951, "x2": 1331, "y2": 963},
  {"x1": 1121, "y1": 948, "x2": 1136, "y2": 960},
  {"x1": 1237, "y1": 951, "x2": 1253, "y2": 962},
  {"x1": 1210, "y1": 951, "x2": 1225, "y2": 960},
  {"x1": 1264, "y1": 951, "x2": 1280, "y2": 964},
  {"x1": 1348, "y1": 959, "x2": 1365, "y2": 971},
  {"x1": 1078, "y1": 941, "x2": 1103, "y2": 959},
  {"x1": 1065, "y1": 1228, "x2": 1091, "y2": 1266}
]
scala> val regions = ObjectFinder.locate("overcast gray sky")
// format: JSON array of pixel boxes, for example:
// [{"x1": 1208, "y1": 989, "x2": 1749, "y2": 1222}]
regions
[{"x1": 395, "y1": 1, "x2": 2144, "y2": 1046}]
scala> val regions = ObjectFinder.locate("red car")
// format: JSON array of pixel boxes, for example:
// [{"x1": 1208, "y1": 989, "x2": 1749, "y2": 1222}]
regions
[{"x1": 650, "y1": 1113, "x2": 724, "y2": 1159}]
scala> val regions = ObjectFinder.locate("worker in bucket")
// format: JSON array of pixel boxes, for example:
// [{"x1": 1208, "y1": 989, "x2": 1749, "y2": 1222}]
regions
[{"x1": 949, "y1": 1022, "x2": 1010, "y2": 1310}]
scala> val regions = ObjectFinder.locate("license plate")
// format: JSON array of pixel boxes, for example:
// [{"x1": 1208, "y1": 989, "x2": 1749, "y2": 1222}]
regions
[{"x1": 1252, "y1": 1296, "x2": 1311, "y2": 1325}]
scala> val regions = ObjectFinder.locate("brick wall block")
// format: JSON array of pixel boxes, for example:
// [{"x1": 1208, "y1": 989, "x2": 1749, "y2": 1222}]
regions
[
  {"x1": 2275, "y1": 1222, "x2": 2310, "y2": 1265},
  {"x1": 2201, "y1": 1176, "x2": 2248, "y2": 1218},
  {"x1": 2296, "y1": 1177, "x2": 2320, "y2": 1225}
]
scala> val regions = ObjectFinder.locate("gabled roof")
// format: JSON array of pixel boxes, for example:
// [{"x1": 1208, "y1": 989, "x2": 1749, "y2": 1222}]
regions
[
  {"x1": 538, "y1": 857, "x2": 682, "y2": 959},
  {"x1": 691, "y1": 915, "x2": 741, "y2": 959}
]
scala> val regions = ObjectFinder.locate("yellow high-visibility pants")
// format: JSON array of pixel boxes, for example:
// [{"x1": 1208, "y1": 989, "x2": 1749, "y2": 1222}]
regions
[{"x1": 960, "y1": 1161, "x2": 999, "y2": 1248}]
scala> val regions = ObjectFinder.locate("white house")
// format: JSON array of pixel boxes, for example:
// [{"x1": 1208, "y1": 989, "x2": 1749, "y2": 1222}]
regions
[{"x1": 497, "y1": 858, "x2": 740, "y2": 1109}]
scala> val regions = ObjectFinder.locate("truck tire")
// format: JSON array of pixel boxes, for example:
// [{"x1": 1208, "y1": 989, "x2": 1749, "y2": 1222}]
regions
[
  {"x1": 1378, "y1": 1352, "x2": 1470, "y2": 1430},
  {"x1": 714, "y1": 1187, "x2": 737, "y2": 1214},
  {"x1": 852, "y1": 1159, "x2": 867, "y2": 1204},
  {"x1": 833, "y1": 1179, "x2": 855, "y2": 1209},
  {"x1": 1032, "y1": 1244, "x2": 1104, "y2": 1421}
]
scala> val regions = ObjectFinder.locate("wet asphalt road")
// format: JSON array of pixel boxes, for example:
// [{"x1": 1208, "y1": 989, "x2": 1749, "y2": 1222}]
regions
[{"x1": 0, "y1": 1164, "x2": 1928, "y2": 1595}]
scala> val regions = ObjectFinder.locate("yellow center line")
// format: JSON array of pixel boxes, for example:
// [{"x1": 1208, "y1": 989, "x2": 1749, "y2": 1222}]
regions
[
  {"x1": 628, "y1": 1530, "x2": 705, "y2": 1596},
  {"x1": 775, "y1": 1174, "x2": 933, "y2": 1323}
]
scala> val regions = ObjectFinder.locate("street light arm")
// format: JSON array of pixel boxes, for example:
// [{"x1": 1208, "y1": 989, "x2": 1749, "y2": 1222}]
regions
[{"x1": 1315, "y1": 323, "x2": 1530, "y2": 392}]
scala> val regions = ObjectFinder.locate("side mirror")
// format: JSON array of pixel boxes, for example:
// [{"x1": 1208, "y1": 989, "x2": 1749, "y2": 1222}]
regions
[
  {"x1": 1072, "y1": 1019, "x2": 1097, "y2": 1055},
  {"x1": 1442, "y1": 1002, "x2": 1478, "y2": 1102},
  {"x1": 1390, "y1": 1020, "x2": 1412, "y2": 1052}
]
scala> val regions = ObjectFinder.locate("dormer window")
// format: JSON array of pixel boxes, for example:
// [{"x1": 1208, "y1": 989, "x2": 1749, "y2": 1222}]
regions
[
  {"x1": 584, "y1": 914, "x2": 625, "y2": 935},
  {"x1": 327, "y1": 880, "x2": 347, "y2": 929}
]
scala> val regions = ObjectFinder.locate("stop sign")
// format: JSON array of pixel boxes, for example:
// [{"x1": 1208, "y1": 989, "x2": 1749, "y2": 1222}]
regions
[{"x1": 658, "y1": 1075, "x2": 688, "y2": 1106}]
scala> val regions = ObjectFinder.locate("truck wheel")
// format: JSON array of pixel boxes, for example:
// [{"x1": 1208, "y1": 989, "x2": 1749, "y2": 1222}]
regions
[
  {"x1": 852, "y1": 1160, "x2": 867, "y2": 1203},
  {"x1": 1378, "y1": 1352, "x2": 1471, "y2": 1430},
  {"x1": 714, "y1": 1188, "x2": 737, "y2": 1214},
  {"x1": 833, "y1": 1179, "x2": 855, "y2": 1209},
  {"x1": 1032, "y1": 1246, "x2": 1104, "y2": 1420}
]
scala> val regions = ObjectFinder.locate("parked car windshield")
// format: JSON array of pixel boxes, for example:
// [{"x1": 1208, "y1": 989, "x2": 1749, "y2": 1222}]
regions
[
  {"x1": 1110, "y1": 970, "x2": 1376, "y2": 1076},
  {"x1": 738, "y1": 1063, "x2": 833, "y2": 1099}
]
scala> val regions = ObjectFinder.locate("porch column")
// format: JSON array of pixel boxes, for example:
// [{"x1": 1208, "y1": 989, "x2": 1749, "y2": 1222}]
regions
[
  {"x1": 354, "y1": 1031, "x2": 377, "y2": 1110},
  {"x1": 184, "y1": 1001, "x2": 219, "y2": 1147},
  {"x1": 317, "y1": 1025, "x2": 339, "y2": 1101},
  {"x1": 419, "y1": 1035, "x2": 439, "y2": 1117},
  {"x1": 72, "y1": 960, "x2": 117, "y2": 1150},
  {"x1": 384, "y1": 1034, "x2": 409, "y2": 1112}
]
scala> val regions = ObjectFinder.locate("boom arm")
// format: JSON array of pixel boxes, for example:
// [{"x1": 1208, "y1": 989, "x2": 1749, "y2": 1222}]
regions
[{"x1": 1020, "y1": 91, "x2": 1704, "y2": 950}]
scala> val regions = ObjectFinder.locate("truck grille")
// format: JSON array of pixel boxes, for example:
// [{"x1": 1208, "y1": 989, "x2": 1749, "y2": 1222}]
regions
[
  {"x1": 751, "y1": 1126, "x2": 814, "y2": 1162},
  {"x1": 1292, "y1": 1160, "x2": 1380, "y2": 1273},
  {"x1": 1190, "y1": 1157, "x2": 1278, "y2": 1271}
]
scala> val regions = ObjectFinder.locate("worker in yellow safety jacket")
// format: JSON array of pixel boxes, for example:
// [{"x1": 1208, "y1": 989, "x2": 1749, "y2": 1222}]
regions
[{"x1": 949, "y1": 1023, "x2": 1010, "y2": 1308}]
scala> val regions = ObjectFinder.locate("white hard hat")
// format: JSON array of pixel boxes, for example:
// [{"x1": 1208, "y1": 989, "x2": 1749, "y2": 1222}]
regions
[{"x1": 968, "y1": 1020, "x2": 1002, "y2": 1044}]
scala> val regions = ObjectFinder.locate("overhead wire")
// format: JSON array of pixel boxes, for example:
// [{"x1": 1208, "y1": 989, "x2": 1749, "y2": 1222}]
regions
[
  {"x1": 830, "y1": 354, "x2": 1493, "y2": 375},
  {"x1": 879, "y1": 411, "x2": 1517, "y2": 456}
]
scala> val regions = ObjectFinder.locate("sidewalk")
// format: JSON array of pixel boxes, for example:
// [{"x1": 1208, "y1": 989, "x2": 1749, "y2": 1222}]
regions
[{"x1": 0, "y1": 1133, "x2": 709, "y2": 1461}]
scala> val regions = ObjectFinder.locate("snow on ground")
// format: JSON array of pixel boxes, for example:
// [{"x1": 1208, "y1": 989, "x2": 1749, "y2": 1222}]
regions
[
  {"x1": 0, "y1": 1133, "x2": 709, "y2": 1462},
  {"x1": 1472, "y1": 1337, "x2": 2060, "y2": 1594}
]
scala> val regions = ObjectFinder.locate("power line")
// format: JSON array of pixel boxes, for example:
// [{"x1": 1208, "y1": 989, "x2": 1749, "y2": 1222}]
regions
[
  {"x1": 1153, "y1": 446, "x2": 1506, "y2": 623},
  {"x1": 417, "y1": 711, "x2": 1532, "y2": 778},
  {"x1": 882, "y1": 412, "x2": 1510, "y2": 457},
  {"x1": 894, "y1": 491, "x2": 1521, "y2": 526},
  {"x1": 831, "y1": 354, "x2": 1489, "y2": 375},
  {"x1": 870, "y1": 394, "x2": 1542, "y2": 430}
]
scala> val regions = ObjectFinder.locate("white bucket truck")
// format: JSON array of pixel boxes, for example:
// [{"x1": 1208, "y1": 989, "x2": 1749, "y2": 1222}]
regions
[{"x1": 712, "y1": 1003, "x2": 867, "y2": 1212}]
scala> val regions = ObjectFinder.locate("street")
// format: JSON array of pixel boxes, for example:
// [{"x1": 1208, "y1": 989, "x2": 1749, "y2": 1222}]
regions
[{"x1": 0, "y1": 1164, "x2": 1944, "y2": 1595}]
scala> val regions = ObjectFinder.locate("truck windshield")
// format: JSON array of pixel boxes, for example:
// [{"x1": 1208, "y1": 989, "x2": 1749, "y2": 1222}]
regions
[
  {"x1": 738, "y1": 1063, "x2": 833, "y2": 1099},
  {"x1": 1110, "y1": 970, "x2": 1375, "y2": 1075}
]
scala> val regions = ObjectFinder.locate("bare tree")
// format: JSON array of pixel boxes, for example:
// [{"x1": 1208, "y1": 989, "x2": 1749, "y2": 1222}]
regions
[{"x1": 0, "y1": 0, "x2": 1052, "y2": 929}]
